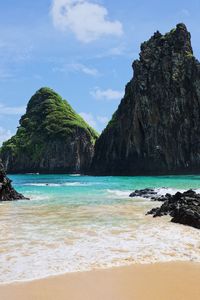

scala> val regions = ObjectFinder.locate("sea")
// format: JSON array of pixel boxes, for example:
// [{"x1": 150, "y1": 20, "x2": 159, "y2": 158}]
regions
[{"x1": 0, "y1": 174, "x2": 200, "y2": 284}]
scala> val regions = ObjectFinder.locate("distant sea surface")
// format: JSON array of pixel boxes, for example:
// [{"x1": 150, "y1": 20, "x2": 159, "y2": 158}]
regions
[{"x1": 0, "y1": 174, "x2": 200, "y2": 283}]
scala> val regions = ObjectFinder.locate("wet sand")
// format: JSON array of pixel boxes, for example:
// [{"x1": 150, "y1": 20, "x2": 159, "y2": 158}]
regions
[{"x1": 0, "y1": 262, "x2": 199, "y2": 300}]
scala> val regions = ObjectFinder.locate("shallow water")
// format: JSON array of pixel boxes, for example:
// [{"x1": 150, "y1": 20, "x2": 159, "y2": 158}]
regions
[{"x1": 0, "y1": 174, "x2": 200, "y2": 283}]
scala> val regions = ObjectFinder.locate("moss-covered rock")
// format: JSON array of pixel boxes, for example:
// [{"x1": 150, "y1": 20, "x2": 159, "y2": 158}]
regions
[{"x1": 1, "y1": 87, "x2": 98, "y2": 173}]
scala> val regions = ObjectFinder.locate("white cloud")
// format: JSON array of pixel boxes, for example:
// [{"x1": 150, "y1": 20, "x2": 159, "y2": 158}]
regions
[
  {"x1": 97, "y1": 116, "x2": 109, "y2": 124},
  {"x1": 79, "y1": 112, "x2": 109, "y2": 130},
  {"x1": 53, "y1": 63, "x2": 100, "y2": 76},
  {"x1": 70, "y1": 63, "x2": 99, "y2": 76},
  {"x1": 79, "y1": 112, "x2": 97, "y2": 127},
  {"x1": 51, "y1": 0, "x2": 123, "y2": 43},
  {"x1": 90, "y1": 87, "x2": 124, "y2": 101},
  {"x1": 0, "y1": 127, "x2": 12, "y2": 146},
  {"x1": 0, "y1": 104, "x2": 26, "y2": 115}
]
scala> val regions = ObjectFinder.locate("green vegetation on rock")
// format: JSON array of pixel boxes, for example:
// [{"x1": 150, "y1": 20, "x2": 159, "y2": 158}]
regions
[{"x1": 1, "y1": 87, "x2": 98, "y2": 173}]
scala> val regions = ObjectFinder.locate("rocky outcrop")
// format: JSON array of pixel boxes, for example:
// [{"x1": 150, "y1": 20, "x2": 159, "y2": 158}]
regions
[
  {"x1": 129, "y1": 188, "x2": 171, "y2": 201},
  {"x1": 1, "y1": 88, "x2": 98, "y2": 174},
  {"x1": 129, "y1": 188, "x2": 158, "y2": 198},
  {"x1": 147, "y1": 189, "x2": 200, "y2": 229},
  {"x1": 91, "y1": 23, "x2": 200, "y2": 175},
  {"x1": 0, "y1": 160, "x2": 27, "y2": 201}
]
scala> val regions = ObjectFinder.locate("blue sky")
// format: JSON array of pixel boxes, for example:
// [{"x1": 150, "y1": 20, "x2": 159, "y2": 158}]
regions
[{"x1": 0, "y1": 0, "x2": 200, "y2": 144}]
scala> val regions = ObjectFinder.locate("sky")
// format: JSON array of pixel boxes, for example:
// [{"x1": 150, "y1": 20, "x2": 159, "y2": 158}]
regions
[{"x1": 0, "y1": 0, "x2": 200, "y2": 145}]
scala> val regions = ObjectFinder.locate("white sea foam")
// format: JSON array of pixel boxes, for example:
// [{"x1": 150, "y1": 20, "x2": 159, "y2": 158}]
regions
[
  {"x1": 29, "y1": 194, "x2": 53, "y2": 201},
  {"x1": 106, "y1": 188, "x2": 187, "y2": 201},
  {"x1": 0, "y1": 196, "x2": 200, "y2": 284},
  {"x1": 1, "y1": 178, "x2": 200, "y2": 284},
  {"x1": 69, "y1": 174, "x2": 81, "y2": 177},
  {"x1": 25, "y1": 173, "x2": 40, "y2": 175},
  {"x1": 154, "y1": 187, "x2": 200, "y2": 197},
  {"x1": 0, "y1": 216, "x2": 199, "y2": 284},
  {"x1": 24, "y1": 182, "x2": 93, "y2": 187},
  {"x1": 106, "y1": 189, "x2": 131, "y2": 198},
  {"x1": 128, "y1": 187, "x2": 194, "y2": 200},
  {"x1": 62, "y1": 182, "x2": 92, "y2": 186},
  {"x1": 155, "y1": 187, "x2": 186, "y2": 196},
  {"x1": 25, "y1": 183, "x2": 60, "y2": 187}
]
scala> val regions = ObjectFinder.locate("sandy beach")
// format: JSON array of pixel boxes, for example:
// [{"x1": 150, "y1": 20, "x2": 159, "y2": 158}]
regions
[{"x1": 0, "y1": 262, "x2": 200, "y2": 300}]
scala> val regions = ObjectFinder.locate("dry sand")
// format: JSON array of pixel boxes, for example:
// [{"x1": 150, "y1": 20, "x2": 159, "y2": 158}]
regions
[{"x1": 0, "y1": 262, "x2": 200, "y2": 300}]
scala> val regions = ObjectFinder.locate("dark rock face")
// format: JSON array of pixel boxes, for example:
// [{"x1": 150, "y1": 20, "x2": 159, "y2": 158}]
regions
[
  {"x1": 0, "y1": 160, "x2": 27, "y2": 201},
  {"x1": 91, "y1": 24, "x2": 200, "y2": 175},
  {"x1": 1, "y1": 88, "x2": 98, "y2": 174},
  {"x1": 147, "y1": 189, "x2": 200, "y2": 229}
]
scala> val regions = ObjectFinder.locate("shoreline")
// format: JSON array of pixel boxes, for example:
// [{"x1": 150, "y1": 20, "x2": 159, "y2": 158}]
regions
[
  {"x1": 0, "y1": 259, "x2": 198, "y2": 286},
  {"x1": 0, "y1": 262, "x2": 200, "y2": 300}
]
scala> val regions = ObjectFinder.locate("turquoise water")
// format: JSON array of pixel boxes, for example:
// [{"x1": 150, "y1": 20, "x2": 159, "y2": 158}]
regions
[
  {"x1": 0, "y1": 174, "x2": 200, "y2": 283},
  {"x1": 13, "y1": 173, "x2": 200, "y2": 195}
]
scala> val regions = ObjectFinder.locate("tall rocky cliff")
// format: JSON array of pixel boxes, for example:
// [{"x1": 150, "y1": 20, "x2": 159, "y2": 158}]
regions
[
  {"x1": 91, "y1": 23, "x2": 200, "y2": 175},
  {"x1": 1, "y1": 88, "x2": 98, "y2": 174},
  {"x1": 0, "y1": 160, "x2": 26, "y2": 201}
]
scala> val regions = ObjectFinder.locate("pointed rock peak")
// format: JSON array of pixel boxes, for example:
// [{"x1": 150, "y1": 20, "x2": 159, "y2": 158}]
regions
[
  {"x1": 1, "y1": 88, "x2": 98, "y2": 174},
  {"x1": 21, "y1": 87, "x2": 98, "y2": 138},
  {"x1": 27, "y1": 87, "x2": 62, "y2": 111},
  {"x1": 32, "y1": 87, "x2": 59, "y2": 98},
  {"x1": 176, "y1": 22, "x2": 188, "y2": 31},
  {"x1": 168, "y1": 23, "x2": 193, "y2": 54},
  {"x1": 153, "y1": 30, "x2": 162, "y2": 39},
  {"x1": 138, "y1": 23, "x2": 193, "y2": 69},
  {"x1": 37, "y1": 87, "x2": 55, "y2": 93},
  {"x1": 91, "y1": 24, "x2": 200, "y2": 176}
]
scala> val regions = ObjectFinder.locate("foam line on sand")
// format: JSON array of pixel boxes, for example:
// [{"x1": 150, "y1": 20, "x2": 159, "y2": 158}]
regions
[{"x1": 0, "y1": 262, "x2": 200, "y2": 300}]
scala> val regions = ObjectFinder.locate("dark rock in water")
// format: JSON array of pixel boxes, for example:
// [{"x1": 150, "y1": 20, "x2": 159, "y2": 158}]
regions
[
  {"x1": 129, "y1": 188, "x2": 157, "y2": 198},
  {"x1": 147, "y1": 190, "x2": 200, "y2": 229},
  {"x1": 0, "y1": 88, "x2": 98, "y2": 174},
  {"x1": 171, "y1": 207, "x2": 200, "y2": 229},
  {"x1": 129, "y1": 188, "x2": 200, "y2": 229},
  {"x1": 129, "y1": 188, "x2": 168, "y2": 201},
  {"x1": 91, "y1": 23, "x2": 200, "y2": 175},
  {"x1": 0, "y1": 160, "x2": 27, "y2": 201}
]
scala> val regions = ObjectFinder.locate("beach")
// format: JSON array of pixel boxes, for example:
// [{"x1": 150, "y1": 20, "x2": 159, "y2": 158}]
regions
[
  {"x1": 0, "y1": 262, "x2": 200, "y2": 300},
  {"x1": 1, "y1": 174, "x2": 200, "y2": 284},
  {"x1": 1, "y1": 174, "x2": 200, "y2": 299},
  {"x1": 1, "y1": 3, "x2": 200, "y2": 299}
]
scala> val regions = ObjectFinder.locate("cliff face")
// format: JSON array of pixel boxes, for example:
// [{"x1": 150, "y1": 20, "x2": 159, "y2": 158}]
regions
[
  {"x1": 91, "y1": 24, "x2": 200, "y2": 175},
  {"x1": 1, "y1": 88, "x2": 98, "y2": 174},
  {"x1": 0, "y1": 160, "x2": 26, "y2": 201}
]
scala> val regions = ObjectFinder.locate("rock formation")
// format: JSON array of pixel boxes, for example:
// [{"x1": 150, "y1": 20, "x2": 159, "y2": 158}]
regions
[
  {"x1": 1, "y1": 88, "x2": 98, "y2": 174},
  {"x1": 129, "y1": 188, "x2": 159, "y2": 199},
  {"x1": 0, "y1": 160, "x2": 27, "y2": 201},
  {"x1": 91, "y1": 23, "x2": 200, "y2": 175},
  {"x1": 146, "y1": 189, "x2": 200, "y2": 229}
]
